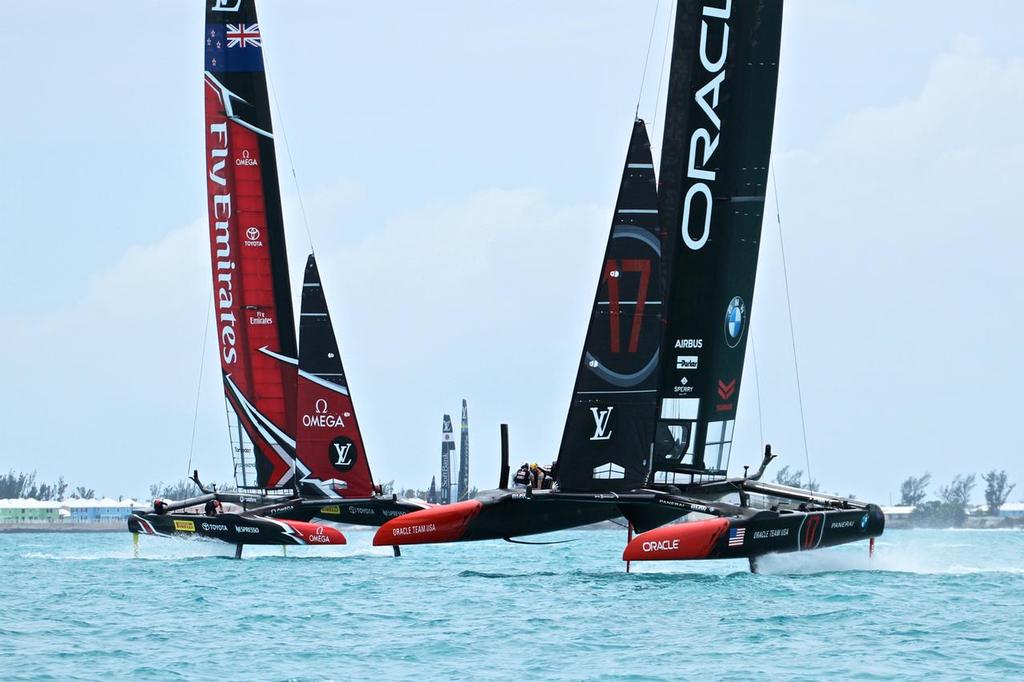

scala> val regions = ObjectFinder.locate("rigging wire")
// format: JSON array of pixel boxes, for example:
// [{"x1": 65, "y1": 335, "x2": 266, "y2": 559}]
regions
[
  {"x1": 770, "y1": 165, "x2": 813, "y2": 484},
  {"x1": 750, "y1": 331, "x2": 766, "y2": 452},
  {"x1": 634, "y1": 0, "x2": 662, "y2": 119},
  {"x1": 650, "y1": 0, "x2": 675, "y2": 136},
  {"x1": 185, "y1": 298, "x2": 213, "y2": 479},
  {"x1": 262, "y1": 42, "x2": 317, "y2": 256}
]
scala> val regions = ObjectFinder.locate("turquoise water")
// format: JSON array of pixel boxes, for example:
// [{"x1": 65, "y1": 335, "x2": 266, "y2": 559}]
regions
[{"x1": 2, "y1": 529, "x2": 1022, "y2": 681}]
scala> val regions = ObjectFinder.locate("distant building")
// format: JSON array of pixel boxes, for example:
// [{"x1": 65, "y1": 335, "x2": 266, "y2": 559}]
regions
[
  {"x1": 0, "y1": 498, "x2": 145, "y2": 525},
  {"x1": 0, "y1": 499, "x2": 61, "y2": 523},
  {"x1": 64, "y1": 498, "x2": 141, "y2": 522},
  {"x1": 1000, "y1": 502, "x2": 1024, "y2": 518}
]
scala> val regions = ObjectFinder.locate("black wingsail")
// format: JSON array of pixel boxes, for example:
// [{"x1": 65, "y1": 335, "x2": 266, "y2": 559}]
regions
[
  {"x1": 651, "y1": 0, "x2": 783, "y2": 484},
  {"x1": 555, "y1": 120, "x2": 664, "y2": 492}
]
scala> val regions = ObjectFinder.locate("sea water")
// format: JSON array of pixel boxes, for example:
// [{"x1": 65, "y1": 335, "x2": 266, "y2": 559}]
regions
[{"x1": 1, "y1": 528, "x2": 1022, "y2": 681}]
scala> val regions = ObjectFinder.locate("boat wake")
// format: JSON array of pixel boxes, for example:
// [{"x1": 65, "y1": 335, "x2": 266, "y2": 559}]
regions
[{"x1": 756, "y1": 545, "x2": 1024, "y2": 576}]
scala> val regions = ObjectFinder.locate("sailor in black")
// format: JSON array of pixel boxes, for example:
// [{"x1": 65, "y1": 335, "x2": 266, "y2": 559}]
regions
[{"x1": 513, "y1": 463, "x2": 531, "y2": 487}]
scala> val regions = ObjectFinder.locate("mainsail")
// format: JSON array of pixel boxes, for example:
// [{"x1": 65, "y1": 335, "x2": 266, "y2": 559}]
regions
[
  {"x1": 457, "y1": 400, "x2": 470, "y2": 501},
  {"x1": 652, "y1": 0, "x2": 783, "y2": 482},
  {"x1": 294, "y1": 255, "x2": 376, "y2": 498},
  {"x1": 204, "y1": 0, "x2": 298, "y2": 490},
  {"x1": 439, "y1": 415, "x2": 454, "y2": 504},
  {"x1": 554, "y1": 120, "x2": 664, "y2": 492}
]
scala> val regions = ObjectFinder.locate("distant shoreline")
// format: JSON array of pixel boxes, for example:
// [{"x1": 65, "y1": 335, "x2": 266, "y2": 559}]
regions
[
  {"x1": 0, "y1": 519, "x2": 628, "y2": 534},
  {"x1": 0, "y1": 523, "x2": 125, "y2": 533}
]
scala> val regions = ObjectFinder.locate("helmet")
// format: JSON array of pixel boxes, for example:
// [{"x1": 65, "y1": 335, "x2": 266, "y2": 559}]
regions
[{"x1": 530, "y1": 463, "x2": 538, "y2": 470}]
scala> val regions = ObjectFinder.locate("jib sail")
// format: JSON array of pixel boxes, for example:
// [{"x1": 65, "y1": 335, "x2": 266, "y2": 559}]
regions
[
  {"x1": 204, "y1": 0, "x2": 298, "y2": 489},
  {"x1": 294, "y1": 255, "x2": 375, "y2": 498},
  {"x1": 652, "y1": 0, "x2": 783, "y2": 482},
  {"x1": 555, "y1": 120, "x2": 664, "y2": 492}
]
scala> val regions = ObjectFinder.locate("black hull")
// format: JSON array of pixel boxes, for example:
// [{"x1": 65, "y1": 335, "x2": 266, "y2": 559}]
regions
[
  {"x1": 373, "y1": 489, "x2": 691, "y2": 546},
  {"x1": 128, "y1": 512, "x2": 346, "y2": 546},
  {"x1": 624, "y1": 504, "x2": 886, "y2": 562},
  {"x1": 461, "y1": 494, "x2": 622, "y2": 541},
  {"x1": 282, "y1": 497, "x2": 428, "y2": 528}
]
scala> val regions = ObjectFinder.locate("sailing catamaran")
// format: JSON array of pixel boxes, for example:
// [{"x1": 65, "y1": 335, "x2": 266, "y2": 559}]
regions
[
  {"x1": 374, "y1": 0, "x2": 884, "y2": 569},
  {"x1": 128, "y1": 0, "x2": 426, "y2": 555}
]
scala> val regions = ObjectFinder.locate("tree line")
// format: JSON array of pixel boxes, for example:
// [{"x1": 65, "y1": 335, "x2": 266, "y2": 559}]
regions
[
  {"x1": 0, "y1": 470, "x2": 94, "y2": 501},
  {"x1": 899, "y1": 470, "x2": 1016, "y2": 527}
]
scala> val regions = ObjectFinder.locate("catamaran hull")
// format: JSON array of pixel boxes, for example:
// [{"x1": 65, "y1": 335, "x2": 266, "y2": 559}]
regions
[
  {"x1": 260, "y1": 493, "x2": 432, "y2": 524},
  {"x1": 623, "y1": 505, "x2": 885, "y2": 562},
  {"x1": 373, "y1": 493, "x2": 629, "y2": 546},
  {"x1": 128, "y1": 512, "x2": 346, "y2": 546},
  {"x1": 371, "y1": 488, "x2": 702, "y2": 546}
]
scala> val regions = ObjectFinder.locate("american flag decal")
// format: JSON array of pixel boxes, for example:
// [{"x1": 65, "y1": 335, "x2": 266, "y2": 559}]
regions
[
  {"x1": 226, "y1": 24, "x2": 261, "y2": 48},
  {"x1": 728, "y1": 527, "x2": 746, "y2": 547}
]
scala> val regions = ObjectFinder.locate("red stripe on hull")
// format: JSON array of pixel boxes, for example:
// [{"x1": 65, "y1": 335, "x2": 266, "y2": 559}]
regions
[
  {"x1": 277, "y1": 519, "x2": 347, "y2": 545},
  {"x1": 372, "y1": 500, "x2": 483, "y2": 546},
  {"x1": 622, "y1": 518, "x2": 729, "y2": 561}
]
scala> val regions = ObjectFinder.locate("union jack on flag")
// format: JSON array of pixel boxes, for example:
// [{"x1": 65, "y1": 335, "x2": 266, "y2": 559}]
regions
[
  {"x1": 728, "y1": 527, "x2": 746, "y2": 547},
  {"x1": 226, "y1": 24, "x2": 261, "y2": 48}
]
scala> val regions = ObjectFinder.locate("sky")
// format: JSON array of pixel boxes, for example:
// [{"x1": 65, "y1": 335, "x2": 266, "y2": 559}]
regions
[{"x1": 1, "y1": 1, "x2": 1021, "y2": 505}]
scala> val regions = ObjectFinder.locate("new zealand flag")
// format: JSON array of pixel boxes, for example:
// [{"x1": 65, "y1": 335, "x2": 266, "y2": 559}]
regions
[{"x1": 205, "y1": 23, "x2": 265, "y2": 72}]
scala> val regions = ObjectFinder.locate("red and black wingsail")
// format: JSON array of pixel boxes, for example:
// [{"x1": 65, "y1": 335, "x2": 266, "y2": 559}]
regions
[
  {"x1": 294, "y1": 255, "x2": 376, "y2": 499},
  {"x1": 554, "y1": 120, "x2": 664, "y2": 492},
  {"x1": 204, "y1": 0, "x2": 298, "y2": 490},
  {"x1": 652, "y1": 0, "x2": 783, "y2": 481}
]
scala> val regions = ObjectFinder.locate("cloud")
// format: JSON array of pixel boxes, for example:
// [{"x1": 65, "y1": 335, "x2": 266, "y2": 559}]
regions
[
  {"x1": 306, "y1": 188, "x2": 607, "y2": 490},
  {"x1": 4, "y1": 35, "x2": 1021, "y2": 506},
  {"x1": 745, "y1": 37, "x2": 1024, "y2": 500},
  {"x1": 0, "y1": 184, "x2": 605, "y2": 496}
]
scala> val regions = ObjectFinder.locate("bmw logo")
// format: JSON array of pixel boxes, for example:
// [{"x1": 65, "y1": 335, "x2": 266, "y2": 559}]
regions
[
  {"x1": 724, "y1": 296, "x2": 746, "y2": 348},
  {"x1": 860, "y1": 513, "x2": 869, "y2": 530}
]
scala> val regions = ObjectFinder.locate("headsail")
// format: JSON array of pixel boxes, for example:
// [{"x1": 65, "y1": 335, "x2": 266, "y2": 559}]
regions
[
  {"x1": 555, "y1": 120, "x2": 664, "y2": 492},
  {"x1": 294, "y1": 255, "x2": 376, "y2": 498},
  {"x1": 652, "y1": 0, "x2": 783, "y2": 482},
  {"x1": 204, "y1": 0, "x2": 299, "y2": 489}
]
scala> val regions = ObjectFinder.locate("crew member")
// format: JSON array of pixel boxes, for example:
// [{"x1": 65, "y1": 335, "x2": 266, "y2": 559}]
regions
[
  {"x1": 513, "y1": 463, "x2": 531, "y2": 487},
  {"x1": 153, "y1": 499, "x2": 168, "y2": 515},
  {"x1": 204, "y1": 499, "x2": 221, "y2": 516},
  {"x1": 530, "y1": 463, "x2": 551, "y2": 489}
]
